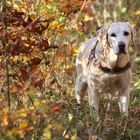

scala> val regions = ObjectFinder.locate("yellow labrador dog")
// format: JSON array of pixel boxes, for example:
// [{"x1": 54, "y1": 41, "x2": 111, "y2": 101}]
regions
[{"x1": 75, "y1": 22, "x2": 136, "y2": 118}]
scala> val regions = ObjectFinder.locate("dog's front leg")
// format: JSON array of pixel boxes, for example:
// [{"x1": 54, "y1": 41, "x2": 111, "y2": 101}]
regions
[
  {"x1": 88, "y1": 83, "x2": 99, "y2": 119},
  {"x1": 118, "y1": 87, "x2": 130, "y2": 116},
  {"x1": 75, "y1": 74, "x2": 87, "y2": 105}
]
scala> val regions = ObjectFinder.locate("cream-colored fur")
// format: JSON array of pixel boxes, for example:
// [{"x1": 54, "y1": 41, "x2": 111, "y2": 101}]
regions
[{"x1": 75, "y1": 22, "x2": 136, "y2": 118}]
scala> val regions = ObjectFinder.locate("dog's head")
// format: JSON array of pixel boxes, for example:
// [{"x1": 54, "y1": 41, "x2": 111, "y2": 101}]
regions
[
  {"x1": 97, "y1": 22, "x2": 136, "y2": 55},
  {"x1": 96, "y1": 22, "x2": 136, "y2": 67}
]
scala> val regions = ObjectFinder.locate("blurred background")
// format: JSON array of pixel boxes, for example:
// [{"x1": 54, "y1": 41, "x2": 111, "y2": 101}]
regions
[{"x1": 0, "y1": 0, "x2": 140, "y2": 139}]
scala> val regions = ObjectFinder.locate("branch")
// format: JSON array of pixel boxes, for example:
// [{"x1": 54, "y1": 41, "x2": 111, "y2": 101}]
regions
[
  {"x1": 2, "y1": 0, "x2": 11, "y2": 109},
  {"x1": 6, "y1": 56, "x2": 10, "y2": 109},
  {"x1": 73, "y1": 0, "x2": 90, "y2": 23}
]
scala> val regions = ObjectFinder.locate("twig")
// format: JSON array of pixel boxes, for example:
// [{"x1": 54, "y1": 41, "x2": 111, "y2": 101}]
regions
[
  {"x1": 50, "y1": 68, "x2": 71, "y2": 108},
  {"x1": 14, "y1": 72, "x2": 36, "y2": 109},
  {"x1": 116, "y1": 118, "x2": 128, "y2": 140},
  {"x1": 121, "y1": 119, "x2": 128, "y2": 136},
  {"x1": 73, "y1": 0, "x2": 89, "y2": 23},
  {"x1": 6, "y1": 57, "x2": 10, "y2": 109},
  {"x1": 28, "y1": 95, "x2": 36, "y2": 109}
]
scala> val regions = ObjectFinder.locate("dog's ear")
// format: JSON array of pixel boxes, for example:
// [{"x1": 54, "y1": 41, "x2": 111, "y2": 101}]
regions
[
  {"x1": 96, "y1": 24, "x2": 111, "y2": 47},
  {"x1": 126, "y1": 22, "x2": 136, "y2": 49}
]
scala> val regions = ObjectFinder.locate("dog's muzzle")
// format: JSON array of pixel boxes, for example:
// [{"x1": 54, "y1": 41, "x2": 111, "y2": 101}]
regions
[
  {"x1": 118, "y1": 42, "x2": 126, "y2": 54},
  {"x1": 114, "y1": 42, "x2": 126, "y2": 55}
]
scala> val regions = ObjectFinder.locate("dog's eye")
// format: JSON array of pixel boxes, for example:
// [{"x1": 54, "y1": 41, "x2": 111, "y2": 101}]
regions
[
  {"x1": 124, "y1": 31, "x2": 129, "y2": 36},
  {"x1": 111, "y1": 33, "x2": 116, "y2": 37}
]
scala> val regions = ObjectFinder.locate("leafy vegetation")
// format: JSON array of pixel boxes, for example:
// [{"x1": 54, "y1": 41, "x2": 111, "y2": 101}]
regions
[{"x1": 0, "y1": 0, "x2": 140, "y2": 139}]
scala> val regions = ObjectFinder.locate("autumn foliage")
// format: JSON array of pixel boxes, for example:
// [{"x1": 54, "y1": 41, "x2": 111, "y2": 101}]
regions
[
  {"x1": 0, "y1": 0, "x2": 140, "y2": 139},
  {"x1": 0, "y1": 0, "x2": 95, "y2": 138}
]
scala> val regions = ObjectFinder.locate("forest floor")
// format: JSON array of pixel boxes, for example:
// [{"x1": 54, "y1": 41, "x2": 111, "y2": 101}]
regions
[{"x1": 0, "y1": 58, "x2": 140, "y2": 140}]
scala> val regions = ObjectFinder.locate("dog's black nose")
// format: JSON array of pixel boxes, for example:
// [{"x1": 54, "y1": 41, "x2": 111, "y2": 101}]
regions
[
  {"x1": 119, "y1": 42, "x2": 125, "y2": 48},
  {"x1": 118, "y1": 42, "x2": 126, "y2": 54}
]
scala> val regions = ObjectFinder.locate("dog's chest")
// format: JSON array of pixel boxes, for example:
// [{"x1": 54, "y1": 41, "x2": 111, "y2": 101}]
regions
[{"x1": 91, "y1": 72, "x2": 120, "y2": 93}]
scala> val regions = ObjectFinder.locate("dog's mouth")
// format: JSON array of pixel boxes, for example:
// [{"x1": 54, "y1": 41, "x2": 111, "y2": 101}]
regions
[
  {"x1": 113, "y1": 46, "x2": 127, "y2": 55},
  {"x1": 115, "y1": 50, "x2": 127, "y2": 55}
]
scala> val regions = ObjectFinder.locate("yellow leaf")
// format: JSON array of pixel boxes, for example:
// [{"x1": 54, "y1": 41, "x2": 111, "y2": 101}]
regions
[
  {"x1": 3, "y1": 115, "x2": 8, "y2": 126},
  {"x1": 48, "y1": 21, "x2": 59, "y2": 30},
  {"x1": 19, "y1": 120, "x2": 28, "y2": 128},
  {"x1": 12, "y1": 55, "x2": 19, "y2": 63},
  {"x1": 29, "y1": 11, "x2": 36, "y2": 20},
  {"x1": 68, "y1": 113, "x2": 73, "y2": 122},
  {"x1": 71, "y1": 133, "x2": 78, "y2": 140},
  {"x1": 2, "y1": 107, "x2": 9, "y2": 114},
  {"x1": 135, "y1": 10, "x2": 140, "y2": 15},
  {"x1": 73, "y1": 48, "x2": 79, "y2": 56},
  {"x1": 19, "y1": 112, "x2": 27, "y2": 117},
  {"x1": 42, "y1": 125, "x2": 52, "y2": 140}
]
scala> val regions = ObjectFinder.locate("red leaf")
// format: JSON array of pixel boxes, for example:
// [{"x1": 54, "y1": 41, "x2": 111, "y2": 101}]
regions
[
  {"x1": 31, "y1": 79, "x2": 44, "y2": 88},
  {"x1": 29, "y1": 58, "x2": 42, "y2": 66},
  {"x1": 51, "y1": 103, "x2": 63, "y2": 113},
  {"x1": 39, "y1": 38, "x2": 49, "y2": 51},
  {"x1": 20, "y1": 68, "x2": 29, "y2": 81}
]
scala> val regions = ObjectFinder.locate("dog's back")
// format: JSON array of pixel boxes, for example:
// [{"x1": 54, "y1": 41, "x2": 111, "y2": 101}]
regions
[{"x1": 76, "y1": 37, "x2": 98, "y2": 76}]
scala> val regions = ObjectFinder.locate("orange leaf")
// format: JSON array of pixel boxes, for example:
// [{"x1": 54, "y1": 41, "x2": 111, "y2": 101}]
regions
[
  {"x1": 10, "y1": 83, "x2": 22, "y2": 93},
  {"x1": 25, "y1": 125, "x2": 34, "y2": 131}
]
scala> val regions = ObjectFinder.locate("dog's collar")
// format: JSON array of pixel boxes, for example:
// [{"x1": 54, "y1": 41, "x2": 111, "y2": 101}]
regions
[{"x1": 99, "y1": 61, "x2": 131, "y2": 74}]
